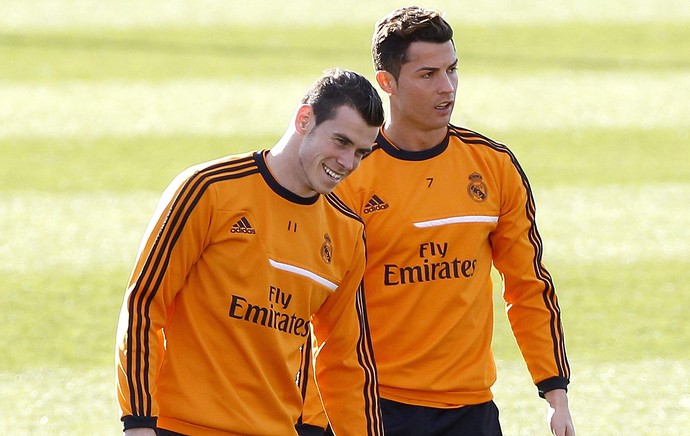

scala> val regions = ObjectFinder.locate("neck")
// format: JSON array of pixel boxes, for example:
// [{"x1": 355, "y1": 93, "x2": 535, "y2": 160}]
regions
[
  {"x1": 382, "y1": 119, "x2": 448, "y2": 152},
  {"x1": 265, "y1": 133, "x2": 315, "y2": 198}
]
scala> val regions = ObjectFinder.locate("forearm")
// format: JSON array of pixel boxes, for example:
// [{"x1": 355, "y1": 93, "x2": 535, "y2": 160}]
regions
[
  {"x1": 115, "y1": 296, "x2": 162, "y2": 426},
  {"x1": 312, "y1": 284, "x2": 382, "y2": 435},
  {"x1": 544, "y1": 389, "x2": 576, "y2": 436},
  {"x1": 537, "y1": 375, "x2": 570, "y2": 398},
  {"x1": 123, "y1": 427, "x2": 157, "y2": 436},
  {"x1": 544, "y1": 388, "x2": 568, "y2": 408}
]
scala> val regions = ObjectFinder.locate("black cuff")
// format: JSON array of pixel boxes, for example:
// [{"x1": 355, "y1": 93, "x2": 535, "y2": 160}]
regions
[
  {"x1": 123, "y1": 415, "x2": 158, "y2": 430},
  {"x1": 295, "y1": 423, "x2": 329, "y2": 436},
  {"x1": 536, "y1": 376, "x2": 569, "y2": 398}
]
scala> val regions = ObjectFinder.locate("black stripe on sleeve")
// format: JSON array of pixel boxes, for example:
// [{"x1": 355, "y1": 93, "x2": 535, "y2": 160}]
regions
[
  {"x1": 354, "y1": 283, "x2": 383, "y2": 435},
  {"x1": 295, "y1": 336, "x2": 313, "y2": 426},
  {"x1": 125, "y1": 155, "x2": 259, "y2": 416},
  {"x1": 450, "y1": 125, "x2": 570, "y2": 380}
]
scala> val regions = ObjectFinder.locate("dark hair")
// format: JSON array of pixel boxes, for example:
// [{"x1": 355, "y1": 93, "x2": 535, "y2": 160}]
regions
[
  {"x1": 301, "y1": 68, "x2": 384, "y2": 128},
  {"x1": 372, "y1": 6, "x2": 454, "y2": 79}
]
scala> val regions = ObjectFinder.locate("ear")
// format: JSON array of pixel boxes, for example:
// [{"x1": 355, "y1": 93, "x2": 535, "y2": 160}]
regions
[
  {"x1": 294, "y1": 104, "x2": 313, "y2": 134},
  {"x1": 376, "y1": 70, "x2": 396, "y2": 95}
]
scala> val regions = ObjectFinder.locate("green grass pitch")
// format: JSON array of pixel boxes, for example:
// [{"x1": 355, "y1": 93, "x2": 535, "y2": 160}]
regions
[{"x1": 1, "y1": 1, "x2": 689, "y2": 434}]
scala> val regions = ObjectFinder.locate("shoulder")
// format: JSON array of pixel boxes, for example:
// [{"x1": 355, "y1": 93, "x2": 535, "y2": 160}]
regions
[
  {"x1": 448, "y1": 124, "x2": 511, "y2": 153},
  {"x1": 190, "y1": 151, "x2": 260, "y2": 180},
  {"x1": 446, "y1": 125, "x2": 534, "y2": 187},
  {"x1": 448, "y1": 124, "x2": 524, "y2": 164},
  {"x1": 324, "y1": 192, "x2": 364, "y2": 226},
  {"x1": 161, "y1": 152, "x2": 261, "y2": 209},
  {"x1": 175, "y1": 151, "x2": 261, "y2": 189}
]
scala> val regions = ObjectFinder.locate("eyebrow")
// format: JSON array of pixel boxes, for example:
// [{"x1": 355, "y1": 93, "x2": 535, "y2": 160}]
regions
[
  {"x1": 332, "y1": 132, "x2": 354, "y2": 145},
  {"x1": 334, "y1": 132, "x2": 374, "y2": 152},
  {"x1": 416, "y1": 59, "x2": 459, "y2": 73}
]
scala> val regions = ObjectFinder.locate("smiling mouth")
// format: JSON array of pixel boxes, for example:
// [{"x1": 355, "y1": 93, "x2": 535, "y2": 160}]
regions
[
  {"x1": 323, "y1": 164, "x2": 345, "y2": 182},
  {"x1": 435, "y1": 101, "x2": 453, "y2": 110}
]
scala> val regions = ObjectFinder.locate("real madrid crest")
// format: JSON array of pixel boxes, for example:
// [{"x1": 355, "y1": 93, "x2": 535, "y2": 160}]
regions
[
  {"x1": 467, "y1": 172, "x2": 488, "y2": 202},
  {"x1": 321, "y1": 234, "x2": 333, "y2": 264}
]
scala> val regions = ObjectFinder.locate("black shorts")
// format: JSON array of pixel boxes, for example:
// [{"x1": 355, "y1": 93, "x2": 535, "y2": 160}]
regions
[{"x1": 380, "y1": 398, "x2": 503, "y2": 436}]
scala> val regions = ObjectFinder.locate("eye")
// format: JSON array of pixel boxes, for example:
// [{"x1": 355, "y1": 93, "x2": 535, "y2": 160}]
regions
[{"x1": 356, "y1": 148, "x2": 371, "y2": 159}]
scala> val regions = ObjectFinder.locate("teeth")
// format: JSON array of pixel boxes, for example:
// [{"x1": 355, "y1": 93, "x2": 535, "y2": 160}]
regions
[{"x1": 323, "y1": 165, "x2": 343, "y2": 181}]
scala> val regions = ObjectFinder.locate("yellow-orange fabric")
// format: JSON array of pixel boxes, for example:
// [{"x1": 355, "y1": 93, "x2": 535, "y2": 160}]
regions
[
  {"x1": 116, "y1": 150, "x2": 382, "y2": 435},
  {"x1": 323, "y1": 125, "x2": 570, "y2": 410}
]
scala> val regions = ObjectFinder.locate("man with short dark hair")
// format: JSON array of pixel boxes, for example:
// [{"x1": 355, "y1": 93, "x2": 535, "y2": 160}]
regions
[
  {"x1": 300, "y1": 7, "x2": 576, "y2": 436},
  {"x1": 116, "y1": 68, "x2": 385, "y2": 436}
]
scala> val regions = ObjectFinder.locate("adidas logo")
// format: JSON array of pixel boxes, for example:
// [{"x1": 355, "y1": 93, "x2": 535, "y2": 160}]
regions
[
  {"x1": 230, "y1": 217, "x2": 256, "y2": 234},
  {"x1": 363, "y1": 195, "x2": 389, "y2": 214}
]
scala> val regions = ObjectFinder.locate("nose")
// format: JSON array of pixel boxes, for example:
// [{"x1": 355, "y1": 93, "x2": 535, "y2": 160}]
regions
[
  {"x1": 439, "y1": 72, "x2": 456, "y2": 94},
  {"x1": 336, "y1": 149, "x2": 357, "y2": 171}
]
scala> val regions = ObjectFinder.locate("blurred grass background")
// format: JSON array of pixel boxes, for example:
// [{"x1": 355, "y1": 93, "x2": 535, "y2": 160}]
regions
[{"x1": 1, "y1": 0, "x2": 689, "y2": 434}]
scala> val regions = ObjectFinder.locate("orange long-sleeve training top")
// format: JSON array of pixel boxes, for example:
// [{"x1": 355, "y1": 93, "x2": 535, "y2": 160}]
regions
[
  {"x1": 116, "y1": 150, "x2": 382, "y2": 435},
  {"x1": 301, "y1": 125, "x2": 571, "y2": 427},
  {"x1": 329, "y1": 125, "x2": 571, "y2": 408}
]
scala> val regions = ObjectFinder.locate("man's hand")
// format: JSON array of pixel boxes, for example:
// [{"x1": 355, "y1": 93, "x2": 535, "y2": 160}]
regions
[
  {"x1": 544, "y1": 389, "x2": 576, "y2": 436},
  {"x1": 123, "y1": 428, "x2": 157, "y2": 436}
]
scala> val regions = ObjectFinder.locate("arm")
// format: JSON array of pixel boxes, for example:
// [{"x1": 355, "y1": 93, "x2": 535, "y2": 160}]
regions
[
  {"x1": 123, "y1": 429, "x2": 157, "y2": 436},
  {"x1": 545, "y1": 389, "x2": 576, "y2": 436},
  {"x1": 309, "y1": 235, "x2": 383, "y2": 435},
  {"x1": 490, "y1": 152, "x2": 572, "y2": 413},
  {"x1": 115, "y1": 168, "x2": 214, "y2": 430},
  {"x1": 297, "y1": 356, "x2": 330, "y2": 434}
]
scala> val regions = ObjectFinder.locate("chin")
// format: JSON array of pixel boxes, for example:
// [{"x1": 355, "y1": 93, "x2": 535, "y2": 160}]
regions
[
  {"x1": 311, "y1": 183, "x2": 333, "y2": 195},
  {"x1": 323, "y1": 182, "x2": 339, "y2": 193}
]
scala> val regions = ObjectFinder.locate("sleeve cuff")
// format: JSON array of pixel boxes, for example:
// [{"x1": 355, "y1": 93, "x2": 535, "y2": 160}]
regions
[
  {"x1": 295, "y1": 423, "x2": 329, "y2": 436},
  {"x1": 536, "y1": 376, "x2": 570, "y2": 398},
  {"x1": 122, "y1": 415, "x2": 158, "y2": 430}
]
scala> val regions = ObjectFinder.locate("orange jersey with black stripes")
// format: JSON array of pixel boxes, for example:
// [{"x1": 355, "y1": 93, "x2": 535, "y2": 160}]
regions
[
  {"x1": 115, "y1": 150, "x2": 382, "y2": 435},
  {"x1": 331, "y1": 125, "x2": 570, "y2": 407}
]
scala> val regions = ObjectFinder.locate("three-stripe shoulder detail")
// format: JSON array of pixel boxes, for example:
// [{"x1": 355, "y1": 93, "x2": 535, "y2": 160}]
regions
[{"x1": 325, "y1": 192, "x2": 364, "y2": 225}]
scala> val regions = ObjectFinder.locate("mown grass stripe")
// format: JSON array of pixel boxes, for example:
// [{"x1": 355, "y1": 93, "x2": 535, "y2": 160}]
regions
[
  {"x1": 1, "y1": 360, "x2": 688, "y2": 434},
  {"x1": 455, "y1": 71, "x2": 690, "y2": 130},
  {"x1": 1, "y1": 184, "x2": 687, "y2": 273},
  {"x1": 0, "y1": 192, "x2": 157, "y2": 273},
  {"x1": 1, "y1": 72, "x2": 689, "y2": 138},
  {"x1": 536, "y1": 184, "x2": 690, "y2": 264},
  {"x1": 0, "y1": 80, "x2": 307, "y2": 137},
  {"x1": 2, "y1": 0, "x2": 690, "y2": 30}
]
